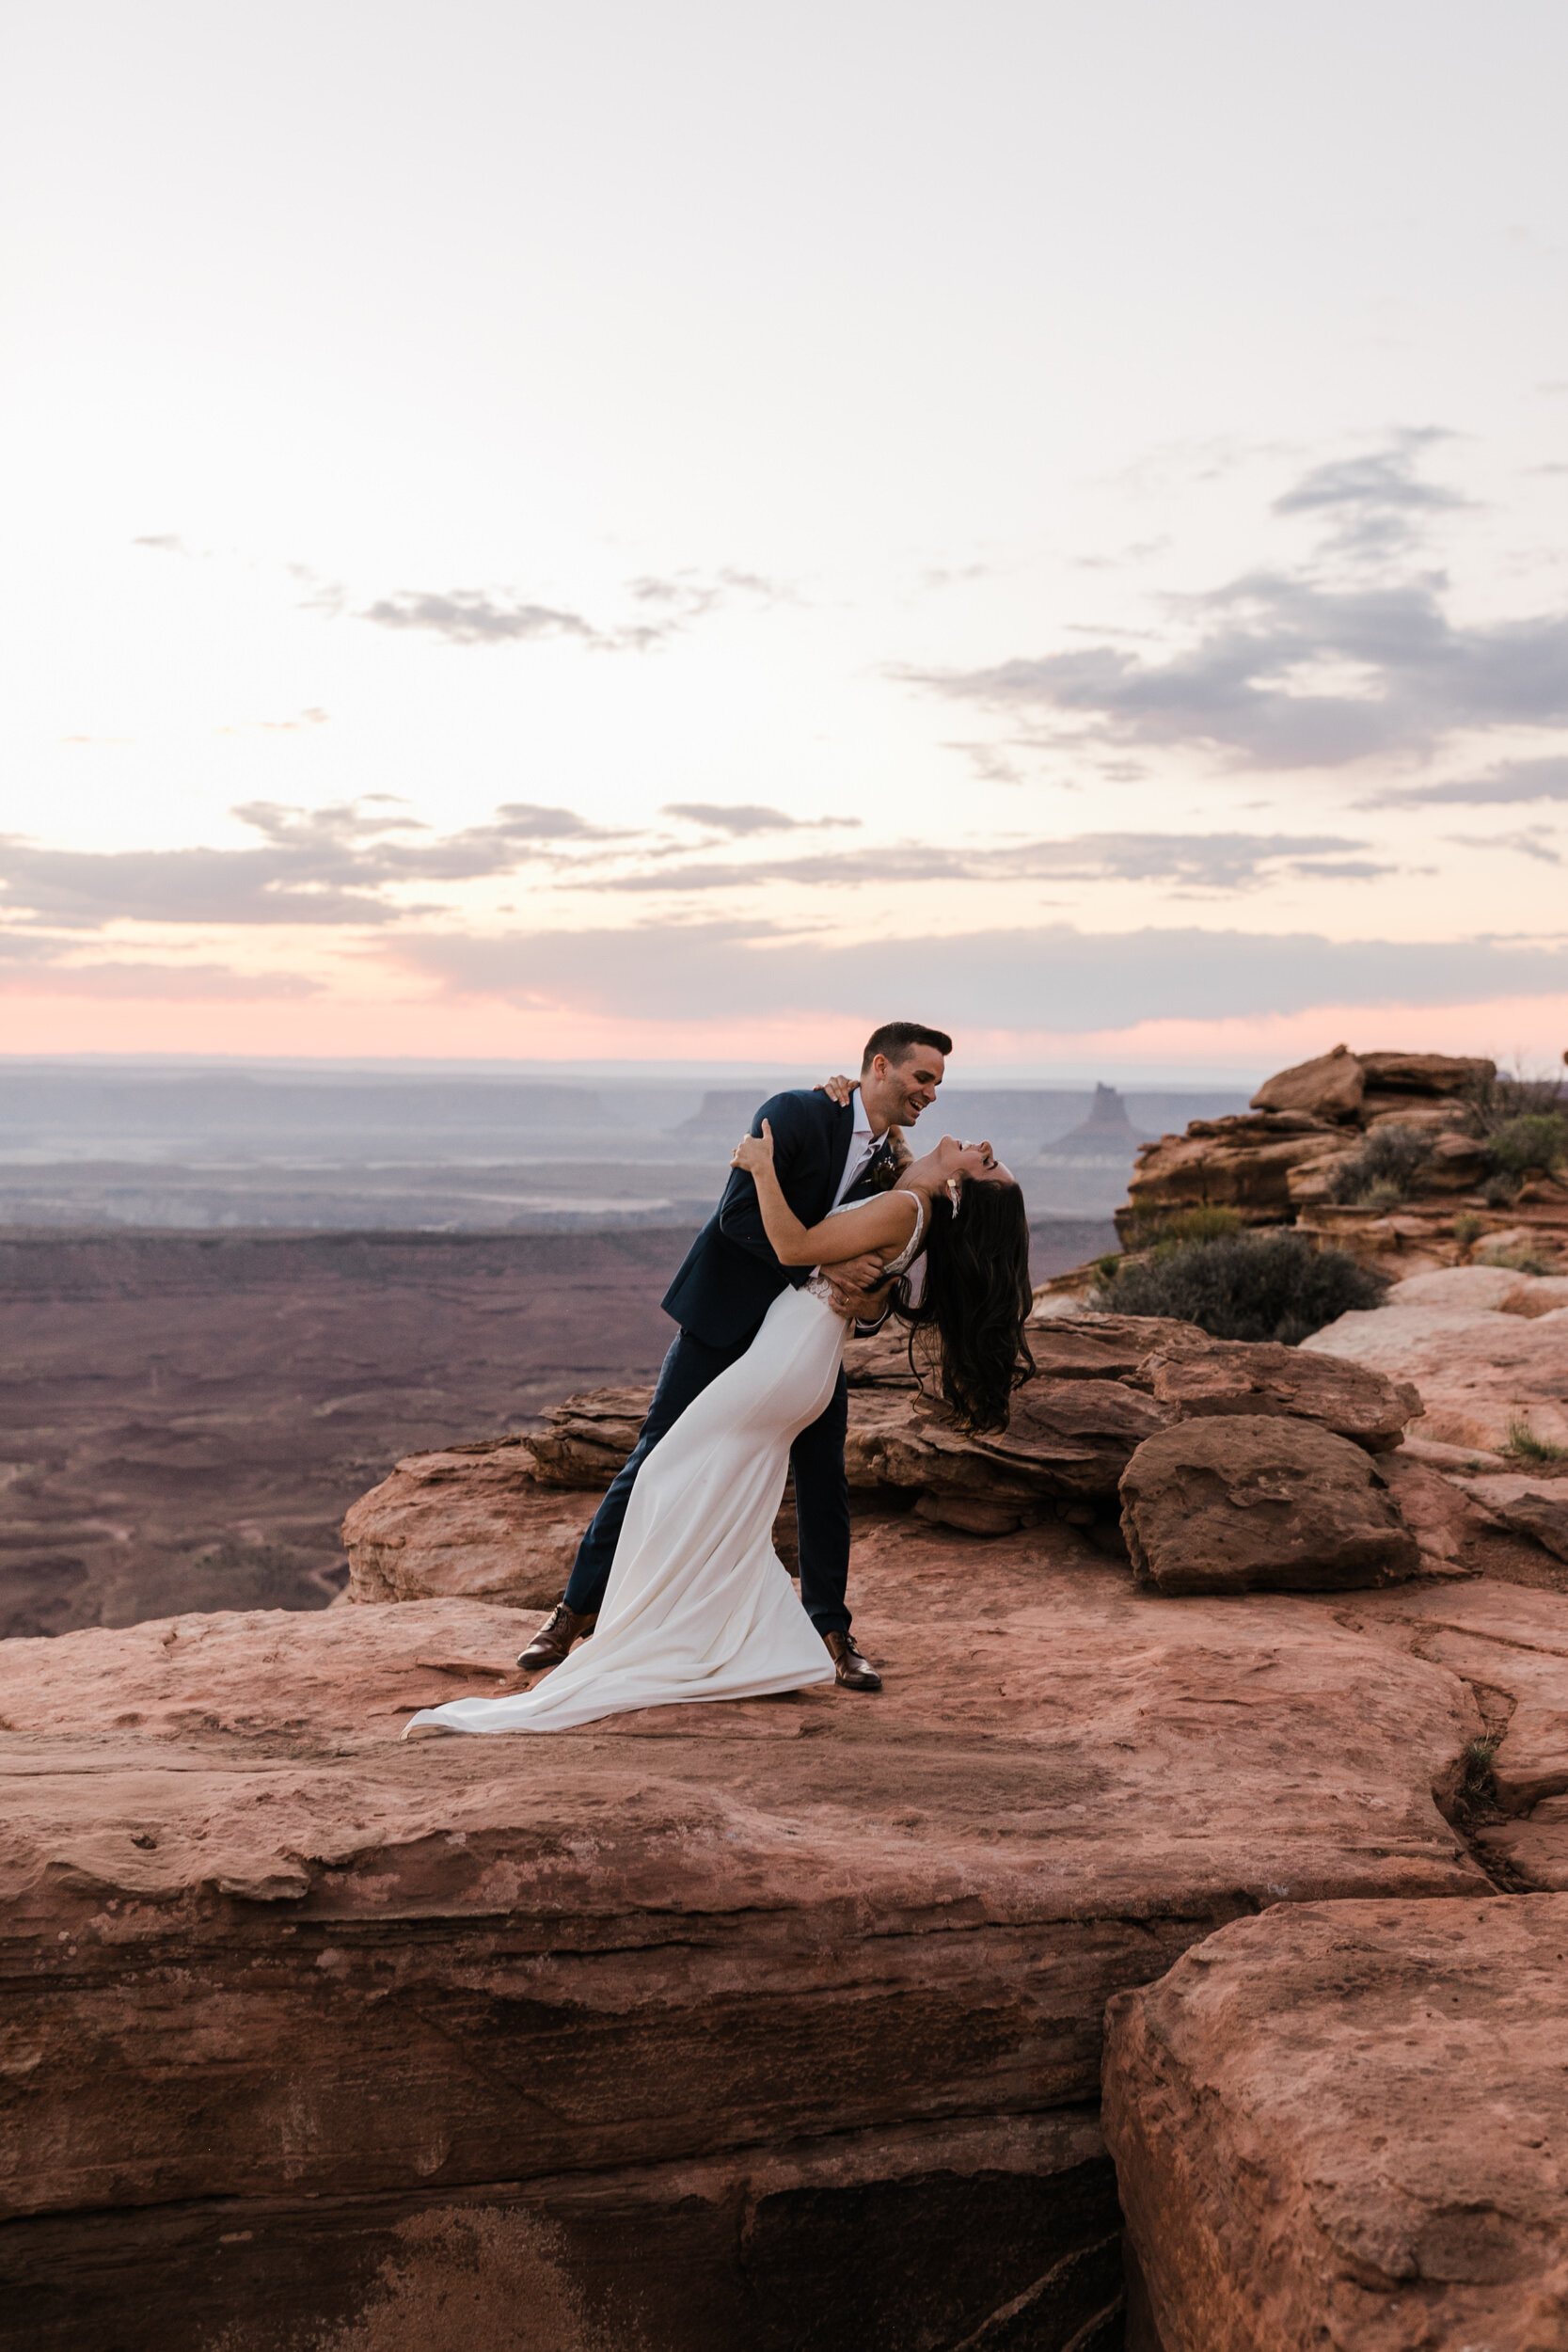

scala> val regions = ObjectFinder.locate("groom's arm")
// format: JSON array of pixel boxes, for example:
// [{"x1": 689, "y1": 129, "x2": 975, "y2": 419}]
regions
[{"x1": 717, "y1": 1091, "x2": 820, "y2": 1271}]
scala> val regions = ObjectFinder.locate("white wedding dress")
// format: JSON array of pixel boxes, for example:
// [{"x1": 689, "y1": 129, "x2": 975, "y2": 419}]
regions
[{"x1": 404, "y1": 1193, "x2": 926, "y2": 1737}]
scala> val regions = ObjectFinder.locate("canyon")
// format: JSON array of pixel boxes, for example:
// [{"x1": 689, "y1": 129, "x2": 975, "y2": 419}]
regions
[{"x1": 4, "y1": 1045, "x2": 1567, "y2": 2346}]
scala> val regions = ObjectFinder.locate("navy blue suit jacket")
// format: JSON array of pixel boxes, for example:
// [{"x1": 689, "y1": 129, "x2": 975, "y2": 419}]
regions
[{"x1": 661, "y1": 1089, "x2": 858, "y2": 1350}]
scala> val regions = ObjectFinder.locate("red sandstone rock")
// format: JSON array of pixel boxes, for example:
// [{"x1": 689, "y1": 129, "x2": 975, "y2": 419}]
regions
[
  {"x1": 1102, "y1": 1895, "x2": 1568, "y2": 2352},
  {"x1": 1471, "y1": 1482, "x2": 1568, "y2": 1561},
  {"x1": 1023, "y1": 1313, "x2": 1212, "y2": 1385},
  {"x1": 1377, "y1": 1453, "x2": 1495, "y2": 1573},
  {"x1": 1250, "y1": 1042, "x2": 1366, "y2": 1120},
  {"x1": 0, "y1": 1522, "x2": 1489, "y2": 2346},
  {"x1": 341, "y1": 1443, "x2": 599, "y2": 1609},
  {"x1": 525, "y1": 1386, "x2": 655, "y2": 1486},
  {"x1": 1335, "y1": 1579, "x2": 1568, "y2": 1856},
  {"x1": 846, "y1": 1375, "x2": 1171, "y2": 1521},
  {"x1": 1119, "y1": 1120, "x2": 1348, "y2": 1237},
  {"x1": 1357, "y1": 1049, "x2": 1497, "y2": 1094},
  {"x1": 1305, "y1": 1267, "x2": 1568, "y2": 1453},
  {"x1": 1144, "y1": 1338, "x2": 1418, "y2": 1452},
  {"x1": 1119, "y1": 1417, "x2": 1422, "y2": 1594}
]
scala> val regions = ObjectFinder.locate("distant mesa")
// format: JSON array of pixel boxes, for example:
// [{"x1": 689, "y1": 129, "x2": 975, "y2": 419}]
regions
[{"x1": 1038, "y1": 1084, "x2": 1148, "y2": 1165}]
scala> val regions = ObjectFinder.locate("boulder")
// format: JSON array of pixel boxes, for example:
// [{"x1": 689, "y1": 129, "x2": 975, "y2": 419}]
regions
[
  {"x1": 341, "y1": 1442, "x2": 598, "y2": 1609},
  {"x1": 1305, "y1": 1266, "x2": 1568, "y2": 1454},
  {"x1": 1356, "y1": 1048, "x2": 1496, "y2": 1093},
  {"x1": 1250, "y1": 1041, "x2": 1365, "y2": 1120},
  {"x1": 0, "y1": 1520, "x2": 1490, "y2": 2349},
  {"x1": 524, "y1": 1385, "x2": 653, "y2": 1486},
  {"x1": 1102, "y1": 1895, "x2": 1568, "y2": 2352},
  {"x1": 1118, "y1": 1416, "x2": 1422, "y2": 1594},
  {"x1": 1455, "y1": 1472, "x2": 1568, "y2": 1563},
  {"x1": 1144, "y1": 1337, "x2": 1418, "y2": 1452},
  {"x1": 846, "y1": 1375, "x2": 1171, "y2": 1525},
  {"x1": 1022, "y1": 1312, "x2": 1212, "y2": 1386}
]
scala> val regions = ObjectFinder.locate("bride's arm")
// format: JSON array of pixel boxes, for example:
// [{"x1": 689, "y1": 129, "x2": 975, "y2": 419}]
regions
[{"x1": 731, "y1": 1122, "x2": 918, "y2": 1266}]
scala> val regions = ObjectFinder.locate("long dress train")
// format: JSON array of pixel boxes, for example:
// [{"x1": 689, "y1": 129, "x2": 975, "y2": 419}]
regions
[{"x1": 404, "y1": 1193, "x2": 925, "y2": 1737}]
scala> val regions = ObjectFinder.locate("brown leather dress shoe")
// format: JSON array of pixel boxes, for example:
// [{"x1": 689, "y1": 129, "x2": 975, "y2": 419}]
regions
[
  {"x1": 516, "y1": 1600, "x2": 597, "y2": 1672},
  {"x1": 823, "y1": 1629, "x2": 881, "y2": 1691}
]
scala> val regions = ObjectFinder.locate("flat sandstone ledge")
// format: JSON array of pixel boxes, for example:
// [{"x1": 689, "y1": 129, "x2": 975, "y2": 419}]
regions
[
  {"x1": 0, "y1": 1518, "x2": 1498, "y2": 2348},
  {"x1": 1103, "y1": 1894, "x2": 1568, "y2": 2352}
]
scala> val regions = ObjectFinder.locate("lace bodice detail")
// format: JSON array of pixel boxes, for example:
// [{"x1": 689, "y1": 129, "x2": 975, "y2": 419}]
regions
[{"x1": 805, "y1": 1188, "x2": 927, "y2": 1311}]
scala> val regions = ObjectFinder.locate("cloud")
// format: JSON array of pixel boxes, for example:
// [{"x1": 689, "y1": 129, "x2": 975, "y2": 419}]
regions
[
  {"x1": 1272, "y1": 431, "x2": 1470, "y2": 560},
  {"x1": 659, "y1": 803, "x2": 862, "y2": 836},
  {"x1": 588, "y1": 831, "x2": 1391, "y2": 895},
  {"x1": 913, "y1": 572, "x2": 1568, "y2": 770},
  {"x1": 0, "y1": 799, "x2": 618, "y2": 929},
  {"x1": 355, "y1": 568, "x2": 787, "y2": 653},
  {"x1": 1446, "y1": 828, "x2": 1563, "y2": 866},
  {"x1": 1357, "y1": 755, "x2": 1568, "y2": 808},
  {"x1": 356, "y1": 592, "x2": 600, "y2": 647},
  {"x1": 395, "y1": 919, "x2": 1568, "y2": 1034},
  {"x1": 909, "y1": 436, "x2": 1568, "y2": 771},
  {"x1": 0, "y1": 953, "x2": 320, "y2": 1000}
]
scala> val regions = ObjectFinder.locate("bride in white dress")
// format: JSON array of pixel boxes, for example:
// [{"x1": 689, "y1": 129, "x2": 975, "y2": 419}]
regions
[{"x1": 404, "y1": 1127, "x2": 1031, "y2": 1738}]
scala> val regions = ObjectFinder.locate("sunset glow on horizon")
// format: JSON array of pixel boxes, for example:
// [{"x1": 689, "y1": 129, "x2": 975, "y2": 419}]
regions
[{"x1": 5, "y1": 2, "x2": 1566, "y2": 1077}]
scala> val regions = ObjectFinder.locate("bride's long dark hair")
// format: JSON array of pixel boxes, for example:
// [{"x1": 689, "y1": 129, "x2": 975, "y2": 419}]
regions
[{"x1": 887, "y1": 1179, "x2": 1036, "y2": 1433}]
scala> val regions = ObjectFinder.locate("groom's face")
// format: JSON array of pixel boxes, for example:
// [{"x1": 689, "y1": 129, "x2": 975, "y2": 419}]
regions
[{"x1": 864, "y1": 1046, "x2": 945, "y2": 1130}]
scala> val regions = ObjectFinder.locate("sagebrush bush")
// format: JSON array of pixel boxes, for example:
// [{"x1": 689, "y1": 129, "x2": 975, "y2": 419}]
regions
[
  {"x1": 1326, "y1": 1122, "x2": 1434, "y2": 1207},
  {"x1": 1098, "y1": 1230, "x2": 1387, "y2": 1344},
  {"x1": 1488, "y1": 1111, "x2": 1568, "y2": 1179}
]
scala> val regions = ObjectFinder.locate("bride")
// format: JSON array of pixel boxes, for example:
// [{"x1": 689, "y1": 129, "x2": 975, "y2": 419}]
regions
[{"x1": 404, "y1": 1126, "x2": 1034, "y2": 1738}]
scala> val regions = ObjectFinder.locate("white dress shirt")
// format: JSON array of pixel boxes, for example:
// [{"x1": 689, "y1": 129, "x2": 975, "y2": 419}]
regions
[{"x1": 830, "y1": 1087, "x2": 879, "y2": 1209}]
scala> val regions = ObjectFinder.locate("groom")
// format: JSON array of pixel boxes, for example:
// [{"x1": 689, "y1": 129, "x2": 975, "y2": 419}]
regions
[{"x1": 518, "y1": 1020, "x2": 953, "y2": 1691}]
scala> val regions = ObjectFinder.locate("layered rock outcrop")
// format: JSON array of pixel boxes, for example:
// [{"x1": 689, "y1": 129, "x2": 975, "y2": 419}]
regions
[
  {"x1": 2, "y1": 1518, "x2": 1498, "y2": 2350},
  {"x1": 1103, "y1": 1895, "x2": 1568, "y2": 2352},
  {"x1": 1109, "y1": 1044, "x2": 1568, "y2": 1279}
]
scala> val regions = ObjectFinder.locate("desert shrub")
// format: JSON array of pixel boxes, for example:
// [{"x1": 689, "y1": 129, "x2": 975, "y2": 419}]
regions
[
  {"x1": 1482, "y1": 1245, "x2": 1553, "y2": 1276},
  {"x1": 1452, "y1": 1211, "x2": 1483, "y2": 1245},
  {"x1": 1488, "y1": 1111, "x2": 1568, "y2": 1179},
  {"x1": 1097, "y1": 1230, "x2": 1387, "y2": 1345},
  {"x1": 1155, "y1": 1205, "x2": 1243, "y2": 1246},
  {"x1": 1506, "y1": 1418, "x2": 1568, "y2": 1465},
  {"x1": 1482, "y1": 1171, "x2": 1521, "y2": 1208},
  {"x1": 1464, "y1": 1067, "x2": 1567, "y2": 1134},
  {"x1": 1326, "y1": 1122, "x2": 1435, "y2": 1207}
]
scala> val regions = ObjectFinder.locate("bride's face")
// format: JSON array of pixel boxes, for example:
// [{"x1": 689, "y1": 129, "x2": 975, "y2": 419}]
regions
[{"x1": 906, "y1": 1134, "x2": 1016, "y2": 1193}]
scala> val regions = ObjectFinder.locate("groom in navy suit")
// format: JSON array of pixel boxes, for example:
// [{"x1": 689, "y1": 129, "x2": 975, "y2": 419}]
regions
[{"x1": 518, "y1": 1021, "x2": 952, "y2": 1690}]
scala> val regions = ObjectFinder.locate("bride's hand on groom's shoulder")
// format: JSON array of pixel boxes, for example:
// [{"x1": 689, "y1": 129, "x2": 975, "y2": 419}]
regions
[
  {"x1": 813, "y1": 1073, "x2": 855, "y2": 1105},
  {"x1": 730, "y1": 1120, "x2": 775, "y2": 1174}
]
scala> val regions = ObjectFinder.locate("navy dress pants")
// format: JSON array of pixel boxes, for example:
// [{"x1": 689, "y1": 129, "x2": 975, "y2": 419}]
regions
[{"x1": 562, "y1": 1324, "x2": 853, "y2": 1635}]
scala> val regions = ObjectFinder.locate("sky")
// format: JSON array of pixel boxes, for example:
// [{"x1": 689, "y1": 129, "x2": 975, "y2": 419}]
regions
[{"x1": 4, "y1": 0, "x2": 1567, "y2": 1080}]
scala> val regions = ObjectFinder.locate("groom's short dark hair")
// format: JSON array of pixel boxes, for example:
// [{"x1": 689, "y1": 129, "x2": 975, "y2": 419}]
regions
[{"x1": 861, "y1": 1021, "x2": 953, "y2": 1071}]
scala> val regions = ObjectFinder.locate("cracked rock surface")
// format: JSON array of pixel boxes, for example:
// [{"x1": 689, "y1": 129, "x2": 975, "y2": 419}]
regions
[
  {"x1": 0, "y1": 1518, "x2": 1490, "y2": 2351},
  {"x1": 1104, "y1": 1895, "x2": 1568, "y2": 2352}
]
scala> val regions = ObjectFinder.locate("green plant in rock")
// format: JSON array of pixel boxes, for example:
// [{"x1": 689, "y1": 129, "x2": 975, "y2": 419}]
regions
[
  {"x1": 1452, "y1": 1212, "x2": 1484, "y2": 1246},
  {"x1": 1153, "y1": 1205, "x2": 1244, "y2": 1248},
  {"x1": 1506, "y1": 1419, "x2": 1568, "y2": 1465},
  {"x1": 1488, "y1": 1111, "x2": 1568, "y2": 1180},
  {"x1": 1097, "y1": 1230, "x2": 1386, "y2": 1345},
  {"x1": 1482, "y1": 1244, "x2": 1554, "y2": 1277},
  {"x1": 1462, "y1": 1736, "x2": 1500, "y2": 1808},
  {"x1": 1326, "y1": 1123, "x2": 1435, "y2": 1208}
]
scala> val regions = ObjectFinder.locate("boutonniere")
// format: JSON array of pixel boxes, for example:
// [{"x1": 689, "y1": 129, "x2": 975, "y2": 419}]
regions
[{"x1": 864, "y1": 1132, "x2": 909, "y2": 1191}]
